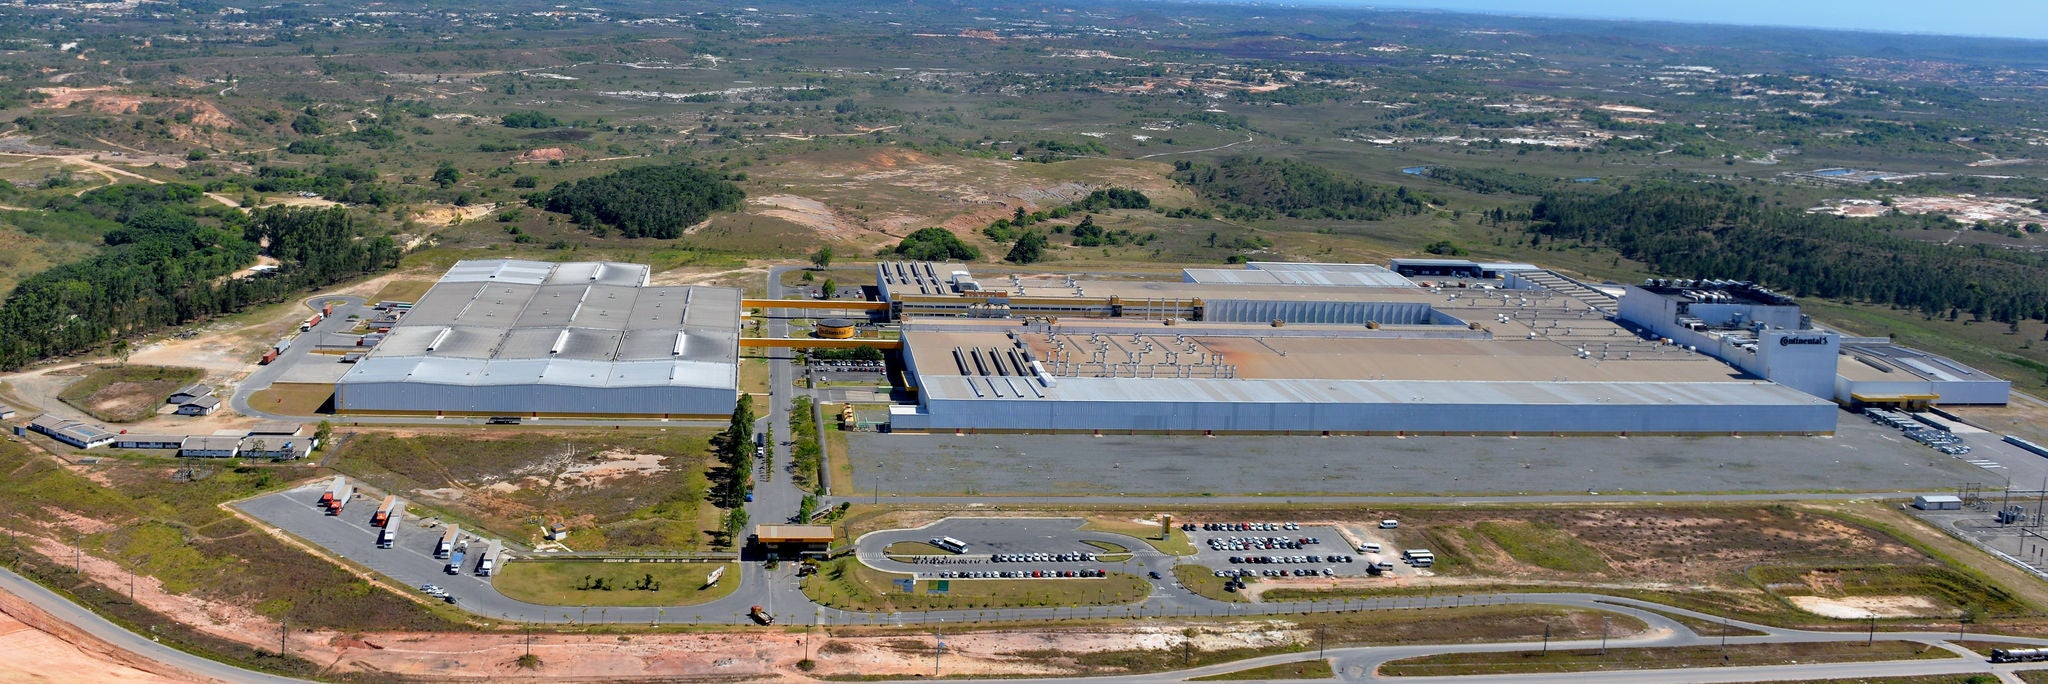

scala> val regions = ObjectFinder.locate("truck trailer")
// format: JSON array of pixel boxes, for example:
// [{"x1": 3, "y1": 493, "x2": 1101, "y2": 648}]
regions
[
  {"x1": 435, "y1": 525, "x2": 461, "y2": 558},
  {"x1": 378, "y1": 508, "x2": 403, "y2": 549},
  {"x1": 445, "y1": 545, "x2": 466, "y2": 575},
  {"x1": 475, "y1": 542, "x2": 498, "y2": 576},
  {"x1": 372, "y1": 495, "x2": 398, "y2": 527},
  {"x1": 319, "y1": 476, "x2": 349, "y2": 514}
]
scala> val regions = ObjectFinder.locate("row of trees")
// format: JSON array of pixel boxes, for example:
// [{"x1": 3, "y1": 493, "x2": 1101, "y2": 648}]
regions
[
  {"x1": 1531, "y1": 183, "x2": 2048, "y2": 325},
  {"x1": 0, "y1": 191, "x2": 399, "y2": 370},
  {"x1": 1170, "y1": 157, "x2": 1433, "y2": 221},
  {"x1": 711, "y1": 397, "x2": 755, "y2": 548}
]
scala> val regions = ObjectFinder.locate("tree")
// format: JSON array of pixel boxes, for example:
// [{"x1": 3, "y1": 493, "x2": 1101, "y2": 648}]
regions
[
  {"x1": 722, "y1": 508, "x2": 749, "y2": 546},
  {"x1": 1006, "y1": 231, "x2": 1049, "y2": 264},
  {"x1": 314, "y1": 420, "x2": 333, "y2": 451},
  {"x1": 889, "y1": 228, "x2": 980, "y2": 261},
  {"x1": 431, "y1": 163, "x2": 460, "y2": 189},
  {"x1": 821, "y1": 279, "x2": 837, "y2": 299},
  {"x1": 809, "y1": 246, "x2": 834, "y2": 269}
]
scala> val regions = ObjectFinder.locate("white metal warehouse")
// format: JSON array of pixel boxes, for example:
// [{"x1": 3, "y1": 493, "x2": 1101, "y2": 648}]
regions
[{"x1": 334, "y1": 260, "x2": 741, "y2": 418}]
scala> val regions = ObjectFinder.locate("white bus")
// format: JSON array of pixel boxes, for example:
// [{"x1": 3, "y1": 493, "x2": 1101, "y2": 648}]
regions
[{"x1": 931, "y1": 537, "x2": 970, "y2": 554}]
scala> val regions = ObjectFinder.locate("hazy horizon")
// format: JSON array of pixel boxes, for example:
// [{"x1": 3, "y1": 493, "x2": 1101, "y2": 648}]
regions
[{"x1": 1306, "y1": 0, "x2": 2048, "y2": 41}]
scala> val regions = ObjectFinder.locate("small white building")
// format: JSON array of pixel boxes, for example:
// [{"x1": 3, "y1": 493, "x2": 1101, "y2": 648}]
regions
[
  {"x1": 176, "y1": 396, "x2": 222, "y2": 416},
  {"x1": 1913, "y1": 494, "x2": 1963, "y2": 511}
]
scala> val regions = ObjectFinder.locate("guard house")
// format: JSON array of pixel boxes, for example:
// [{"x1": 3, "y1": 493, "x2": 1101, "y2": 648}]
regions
[
  {"x1": 751, "y1": 525, "x2": 833, "y2": 559},
  {"x1": 0, "y1": 404, "x2": 17, "y2": 421}
]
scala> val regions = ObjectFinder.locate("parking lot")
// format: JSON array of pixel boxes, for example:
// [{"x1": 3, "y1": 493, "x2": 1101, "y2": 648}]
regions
[
  {"x1": 1181, "y1": 520, "x2": 1423, "y2": 583},
  {"x1": 236, "y1": 482, "x2": 505, "y2": 608},
  {"x1": 854, "y1": 518, "x2": 1171, "y2": 581},
  {"x1": 849, "y1": 415, "x2": 1988, "y2": 497}
]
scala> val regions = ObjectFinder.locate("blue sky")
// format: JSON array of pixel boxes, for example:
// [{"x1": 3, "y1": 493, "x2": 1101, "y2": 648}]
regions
[{"x1": 1332, "y1": 0, "x2": 2048, "y2": 41}]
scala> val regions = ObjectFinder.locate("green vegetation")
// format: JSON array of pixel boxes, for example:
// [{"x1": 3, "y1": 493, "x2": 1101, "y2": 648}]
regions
[
  {"x1": 1174, "y1": 565, "x2": 1249, "y2": 603},
  {"x1": 801, "y1": 557, "x2": 1150, "y2": 611},
  {"x1": 500, "y1": 111, "x2": 564, "y2": 129},
  {"x1": 1378, "y1": 641, "x2": 1952, "y2": 676},
  {"x1": 790, "y1": 396, "x2": 824, "y2": 494},
  {"x1": 1190, "y1": 659, "x2": 1335, "y2": 681},
  {"x1": 887, "y1": 227, "x2": 980, "y2": 261},
  {"x1": 492, "y1": 561, "x2": 740, "y2": 607},
  {"x1": 0, "y1": 198, "x2": 397, "y2": 370},
  {"x1": 885, "y1": 540, "x2": 949, "y2": 556},
  {"x1": 1472, "y1": 521, "x2": 1611, "y2": 573},
  {"x1": 537, "y1": 163, "x2": 744, "y2": 239},
  {"x1": 711, "y1": 397, "x2": 755, "y2": 511},
  {"x1": 330, "y1": 430, "x2": 714, "y2": 551},
  {"x1": 56, "y1": 364, "x2": 202, "y2": 423},
  {"x1": 1533, "y1": 183, "x2": 2048, "y2": 325},
  {"x1": 1171, "y1": 157, "x2": 1432, "y2": 221},
  {"x1": 1079, "y1": 516, "x2": 1194, "y2": 555},
  {"x1": 1748, "y1": 564, "x2": 2029, "y2": 618}
]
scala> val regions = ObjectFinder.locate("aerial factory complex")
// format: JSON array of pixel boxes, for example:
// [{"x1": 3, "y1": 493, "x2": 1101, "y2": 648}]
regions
[
  {"x1": 877, "y1": 260, "x2": 2006, "y2": 435},
  {"x1": 323, "y1": 258, "x2": 2006, "y2": 434}
]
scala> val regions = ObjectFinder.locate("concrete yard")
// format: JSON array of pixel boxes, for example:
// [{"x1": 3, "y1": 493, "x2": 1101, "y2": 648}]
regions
[{"x1": 848, "y1": 414, "x2": 2002, "y2": 497}]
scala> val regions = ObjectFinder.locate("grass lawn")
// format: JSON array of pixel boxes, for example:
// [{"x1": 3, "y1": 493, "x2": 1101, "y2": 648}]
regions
[
  {"x1": 368, "y1": 278, "x2": 435, "y2": 305},
  {"x1": 1080, "y1": 515, "x2": 1194, "y2": 555},
  {"x1": 824, "y1": 427, "x2": 852, "y2": 497},
  {"x1": 57, "y1": 364, "x2": 203, "y2": 423},
  {"x1": 801, "y1": 557, "x2": 1150, "y2": 612},
  {"x1": 1190, "y1": 659, "x2": 1334, "y2": 681},
  {"x1": 1378, "y1": 641, "x2": 1954, "y2": 676},
  {"x1": 245, "y1": 383, "x2": 335, "y2": 416},
  {"x1": 1473, "y1": 521, "x2": 1610, "y2": 573},
  {"x1": 885, "y1": 540, "x2": 949, "y2": 557},
  {"x1": 1175, "y1": 565, "x2": 1248, "y2": 603},
  {"x1": 739, "y1": 358, "x2": 771, "y2": 395},
  {"x1": 493, "y1": 561, "x2": 740, "y2": 607}
]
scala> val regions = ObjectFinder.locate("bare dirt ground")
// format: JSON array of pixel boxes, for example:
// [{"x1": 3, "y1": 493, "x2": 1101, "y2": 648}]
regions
[
  {"x1": 0, "y1": 586, "x2": 203, "y2": 684},
  {"x1": 1787, "y1": 595, "x2": 1946, "y2": 619},
  {"x1": 411, "y1": 203, "x2": 498, "y2": 226},
  {"x1": 745, "y1": 149, "x2": 1193, "y2": 243}
]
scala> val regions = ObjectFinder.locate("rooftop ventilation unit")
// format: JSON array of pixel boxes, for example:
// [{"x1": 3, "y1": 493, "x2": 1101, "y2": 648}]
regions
[{"x1": 426, "y1": 328, "x2": 452, "y2": 352}]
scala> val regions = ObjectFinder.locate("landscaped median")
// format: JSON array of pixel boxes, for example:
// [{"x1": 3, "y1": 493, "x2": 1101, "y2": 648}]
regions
[
  {"x1": 493, "y1": 560, "x2": 741, "y2": 607},
  {"x1": 1190, "y1": 658, "x2": 1335, "y2": 681},
  {"x1": 1377, "y1": 640, "x2": 1958, "y2": 676},
  {"x1": 801, "y1": 556, "x2": 1151, "y2": 611}
]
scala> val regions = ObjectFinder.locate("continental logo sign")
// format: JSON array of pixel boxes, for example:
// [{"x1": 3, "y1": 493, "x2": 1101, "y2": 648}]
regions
[{"x1": 1778, "y1": 335, "x2": 1831, "y2": 346}]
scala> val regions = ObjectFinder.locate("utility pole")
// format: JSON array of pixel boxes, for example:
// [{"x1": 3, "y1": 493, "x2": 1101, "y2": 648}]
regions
[
  {"x1": 1318, "y1": 623, "x2": 1326, "y2": 659},
  {"x1": 934, "y1": 619, "x2": 943, "y2": 676},
  {"x1": 1600, "y1": 615, "x2": 1609, "y2": 655},
  {"x1": 1542, "y1": 623, "x2": 1550, "y2": 654},
  {"x1": 280, "y1": 619, "x2": 288, "y2": 656}
]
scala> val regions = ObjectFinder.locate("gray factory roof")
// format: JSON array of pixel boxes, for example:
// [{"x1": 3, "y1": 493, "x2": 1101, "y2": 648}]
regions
[
  {"x1": 339, "y1": 260, "x2": 739, "y2": 391},
  {"x1": 919, "y1": 374, "x2": 1828, "y2": 409},
  {"x1": 1183, "y1": 262, "x2": 1417, "y2": 288},
  {"x1": 1840, "y1": 342, "x2": 1996, "y2": 383}
]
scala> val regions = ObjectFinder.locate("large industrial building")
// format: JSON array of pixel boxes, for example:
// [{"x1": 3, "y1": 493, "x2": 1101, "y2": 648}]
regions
[
  {"x1": 871, "y1": 260, "x2": 2007, "y2": 435},
  {"x1": 334, "y1": 260, "x2": 741, "y2": 418}
]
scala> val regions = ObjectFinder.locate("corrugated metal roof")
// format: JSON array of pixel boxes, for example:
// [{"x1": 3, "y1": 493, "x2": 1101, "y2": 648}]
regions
[
  {"x1": 338, "y1": 260, "x2": 739, "y2": 393},
  {"x1": 919, "y1": 375, "x2": 1829, "y2": 408}
]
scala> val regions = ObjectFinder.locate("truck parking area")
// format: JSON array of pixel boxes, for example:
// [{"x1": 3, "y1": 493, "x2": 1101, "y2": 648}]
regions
[{"x1": 237, "y1": 481, "x2": 500, "y2": 605}]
